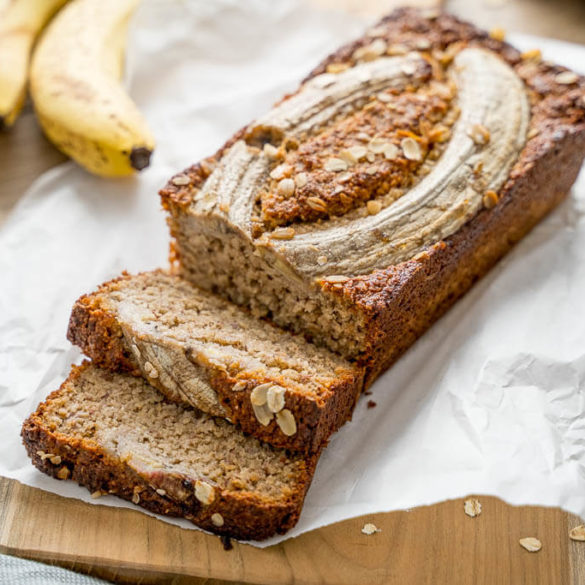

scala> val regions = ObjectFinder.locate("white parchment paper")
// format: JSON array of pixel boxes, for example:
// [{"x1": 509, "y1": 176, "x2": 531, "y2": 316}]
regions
[{"x1": 1, "y1": 0, "x2": 585, "y2": 547}]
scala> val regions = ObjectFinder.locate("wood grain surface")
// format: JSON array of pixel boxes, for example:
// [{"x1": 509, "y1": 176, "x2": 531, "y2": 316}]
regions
[
  {"x1": 2, "y1": 0, "x2": 585, "y2": 584},
  {"x1": 2, "y1": 478, "x2": 585, "y2": 585}
]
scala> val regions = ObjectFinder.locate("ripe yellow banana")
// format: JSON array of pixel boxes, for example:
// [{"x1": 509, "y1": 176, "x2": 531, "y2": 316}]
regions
[
  {"x1": 0, "y1": 0, "x2": 67, "y2": 128},
  {"x1": 30, "y1": 0, "x2": 155, "y2": 177}
]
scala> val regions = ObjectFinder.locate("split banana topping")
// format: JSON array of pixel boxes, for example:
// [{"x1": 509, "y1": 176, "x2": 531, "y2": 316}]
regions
[
  {"x1": 255, "y1": 52, "x2": 428, "y2": 138},
  {"x1": 30, "y1": 0, "x2": 155, "y2": 177},
  {"x1": 0, "y1": 0, "x2": 67, "y2": 128},
  {"x1": 190, "y1": 48, "x2": 529, "y2": 279},
  {"x1": 272, "y1": 48, "x2": 530, "y2": 278},
  {"x1": 192, "y1": 53, "x2": 430, "y2": 225},
  {"x1": 131, "y1": 336, "x2": 227, "y2": 418}
]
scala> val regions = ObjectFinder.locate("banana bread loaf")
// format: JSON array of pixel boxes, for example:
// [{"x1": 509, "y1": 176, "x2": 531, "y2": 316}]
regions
[
  {"x1": 67, "y1": 271, "x2": 363, "y2": 454},
  {"x1": 160, "y1": 8, "x2": 585, "y2": 385},
  {"x1": 21, "y1": 363, "x2": 319, "y2": 540}
]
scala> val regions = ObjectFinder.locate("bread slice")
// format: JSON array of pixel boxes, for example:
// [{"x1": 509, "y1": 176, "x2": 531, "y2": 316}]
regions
[
  {"x1": 21, "y1": 363, "x2": 319, "y2": 541},
  {"x1": 67, "y1": 271, "x2": 364, "y2": 454},
  {"x1": 160, "y1": 8, "x2": 585, "y2": 386}
]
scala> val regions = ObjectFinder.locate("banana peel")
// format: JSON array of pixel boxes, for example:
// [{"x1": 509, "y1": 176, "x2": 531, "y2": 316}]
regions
[
  {"x1": 0, "y1": 0, "x2": 67, "y2": 128},
  {"x1": 30, "y1": 0, "x2": 155, "y2": 177}
]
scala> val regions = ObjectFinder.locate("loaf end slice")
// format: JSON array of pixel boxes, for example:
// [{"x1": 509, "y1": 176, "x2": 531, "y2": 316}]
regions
[
  {"x1": 21, "y1": 363, "x2": 319, "y2": 541},
  {"x1": 67, "y1": 271, "x2": 364, "y2": 454}
]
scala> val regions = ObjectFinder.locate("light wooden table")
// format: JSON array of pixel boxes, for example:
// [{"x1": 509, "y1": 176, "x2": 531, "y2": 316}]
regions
[{"x1": 2, "y1": 1, "x2": 585, "y2": 583}]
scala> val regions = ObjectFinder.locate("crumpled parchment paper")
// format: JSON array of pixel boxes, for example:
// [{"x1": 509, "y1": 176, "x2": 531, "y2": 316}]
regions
[{"x1": 1, "y1": 0, "x2": 585, "y2": 547}]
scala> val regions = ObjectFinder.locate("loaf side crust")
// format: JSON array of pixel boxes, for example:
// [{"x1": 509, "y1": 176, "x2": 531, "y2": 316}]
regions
[
  {"x1": 67, "y1": 279, "x2": 139, "y2": 375},
  {"x1": 21, "y1": 363, "x2": 319, "y2": 541},
  {"x1": 349, "y1": 127, "x2": 585, "y2": 382},
  {"x1": 67, "y1": 272, "x2": 364, "y2": 453}
]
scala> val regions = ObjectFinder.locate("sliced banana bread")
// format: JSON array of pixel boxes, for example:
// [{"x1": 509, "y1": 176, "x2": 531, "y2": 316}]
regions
[
  {"x1": 67, "y1": 271, "x2": 364, "y2": 454},
  {"x1": 21, "y1": 363, "x2": 319, "y2": 541},
  {"x1": 160, "y1": 8, "x2": 585, "y2": 385}
]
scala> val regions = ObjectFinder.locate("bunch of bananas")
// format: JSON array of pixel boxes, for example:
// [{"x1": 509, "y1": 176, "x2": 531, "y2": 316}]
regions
[{"x1": 0, "y1": 0, "x2": 154, "y2": 177}]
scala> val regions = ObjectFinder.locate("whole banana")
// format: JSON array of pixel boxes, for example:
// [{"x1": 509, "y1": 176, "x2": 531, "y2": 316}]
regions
[
  {"x1": 0, "y1": 0, "x2": 67, "y2": 128},
  {"x1": 30, "y1": 0, "x2": 155, "y2": 177}
]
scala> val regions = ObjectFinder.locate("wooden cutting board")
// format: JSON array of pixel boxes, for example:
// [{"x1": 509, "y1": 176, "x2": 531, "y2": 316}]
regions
[
  {"x1": 3, "y1": 0, "x2": 585, "y2": 583},
  {"x1": 2, "y1": 479, "x2": 585, "y2": 585}
]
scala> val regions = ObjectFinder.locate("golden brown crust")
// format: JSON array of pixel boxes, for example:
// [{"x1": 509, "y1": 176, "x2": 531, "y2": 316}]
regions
[
  {"x1": 21, "y1": 363, "x2": 318, "y2": 541},
  {"x1": 346, "y1": 127, "x2": 585, "y2": 384},
  {"x1": 322, "y1": 11, "x2": 585, "y2": 382},
  {"x1": 67, "y1": 273, "x2": 364, "y2": 454},
  {"x1": 67, "y1": 275, "x2": 139, "y2": 376},
  {"x1": 206, "y1": 367, "x2": 362, "y2": 453}
]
